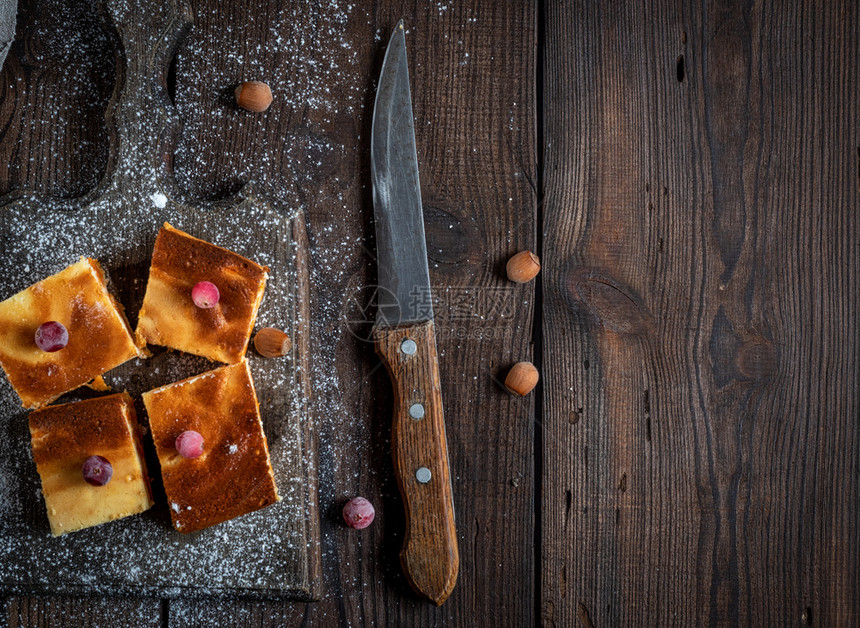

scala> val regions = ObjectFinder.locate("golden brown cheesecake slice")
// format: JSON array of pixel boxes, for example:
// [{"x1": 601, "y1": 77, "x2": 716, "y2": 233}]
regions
[
  {"x1": 142, "y1": 359, "x2": 280, "y2": 533},
  {"x1": 29, "y1": 392, "x2": 155, "y2": 536},
  {"x1": 135, "y1": 223, "x2": 268, "y2": 364},
  {"x1": 0, "y1": 258, "x2": 147, "y2": 409}
]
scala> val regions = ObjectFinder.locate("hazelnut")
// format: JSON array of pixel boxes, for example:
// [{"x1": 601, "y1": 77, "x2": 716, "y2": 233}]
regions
[
  {"x1": 254, "y1": 327, "x2": 292, "y2": 358},
  {"x1": 506, "y1": 250, "x2": 540, "y2": 283},
  {"x1": 235, "y1": 81, "x2": 273, "y2": 112},
  {"x1": 504, "y1": 361, "x2": 539, "y2": 396}
]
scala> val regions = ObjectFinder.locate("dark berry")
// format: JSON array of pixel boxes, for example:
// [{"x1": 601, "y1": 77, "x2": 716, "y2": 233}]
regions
[
  {"x1": 82, "y1": 455, "x2": 113, "y2": 486},
  {"x1": 35, "y1": 321, "x2": 68, "y2": 352}
]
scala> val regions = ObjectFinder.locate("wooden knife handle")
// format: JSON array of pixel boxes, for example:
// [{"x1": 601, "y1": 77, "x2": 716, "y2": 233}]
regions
[{"x1": 374, "y1": 320, "x2": 459, "y2": 605}]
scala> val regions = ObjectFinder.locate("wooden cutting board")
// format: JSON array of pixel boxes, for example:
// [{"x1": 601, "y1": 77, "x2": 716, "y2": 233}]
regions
[{"x1": 0, "y1": 0, "x2": 320, "y2": 599}]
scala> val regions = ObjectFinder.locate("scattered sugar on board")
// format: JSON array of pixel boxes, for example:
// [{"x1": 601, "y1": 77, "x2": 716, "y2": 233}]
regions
[
  {"x1": 0, "y1": 0, "x2": 362, "y2": 599},
  {"x1": 0, "y1": 192, "x2": 311, "y2": 597},
  {"x1": 3, "y1": 1, "x2": 117, "y2": 200},
  {"x1": 172, "y1": 0, "x2": 362, "y2": 206},
  {"x1": 150, "y1": 192, "x2": 168, "y2": 208}
]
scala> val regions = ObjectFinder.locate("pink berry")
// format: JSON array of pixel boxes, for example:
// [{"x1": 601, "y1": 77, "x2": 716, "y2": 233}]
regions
[
  {"x1": 35, "y1": 321, "x2": 68, "y2": 352},
  {"x1": 343, "y1": 497, "x2": 375, "y2": 529},
  {"x1": 191, "y1": 281, "x2": 220, "y2": 308},
  {"x1": 82, "y1": 455, "x2": 113, "y2": 486},
  {"x1": 175, "y1": 430, "x2": 204, "y2": 459}
]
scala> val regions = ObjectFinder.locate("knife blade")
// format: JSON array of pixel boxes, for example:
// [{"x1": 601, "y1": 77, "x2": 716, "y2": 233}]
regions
[{"x1": 370, "y1": 20, "x2": 459, "y2": 606}]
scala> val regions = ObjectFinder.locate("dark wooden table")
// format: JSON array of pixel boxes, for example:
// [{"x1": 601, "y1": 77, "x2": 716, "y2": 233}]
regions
[{"x1": 2, "y1": 1, "x2": 858, "y2": 626}]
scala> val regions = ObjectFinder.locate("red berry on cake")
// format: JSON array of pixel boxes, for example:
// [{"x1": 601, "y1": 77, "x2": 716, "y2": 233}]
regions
[
  {"x1": 143, "y1": 360, "x2": 280, "y2": 533},
  {"x1": 136, "y1": 224, "x2": 268, "y2": 365},
  {"x1": 191, "y1": 281, "x2": 220, "y2": 309},
  {"x1": 82, "y1": 455, "x2": 113, "y2": 486},
  {"x1": 35, "y1": 321, "x2": 68, "y2": 352},
  {"x1": 175, "y1": 430, "x2": 204, "y2": 459}
]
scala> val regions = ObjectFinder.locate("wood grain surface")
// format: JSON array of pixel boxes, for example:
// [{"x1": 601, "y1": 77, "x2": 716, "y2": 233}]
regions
[
  {"x1": 542, "y1": 1, "x2": 859, "y2": 626},
  {"x1": 3, "y1": 0, "x2": 859, "y2": 626},
  {"x1": 0, "y1": 1, "x2": 116, "y2": 198}
]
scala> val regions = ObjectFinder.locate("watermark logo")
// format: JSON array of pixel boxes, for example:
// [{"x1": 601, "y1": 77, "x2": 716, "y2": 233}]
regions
[
  {"x1": 342, "y1": 284, "x2": 518, "y2": 342},
  {"x1": 342, "y1": 284, "x2": 398, "y2": 343}
]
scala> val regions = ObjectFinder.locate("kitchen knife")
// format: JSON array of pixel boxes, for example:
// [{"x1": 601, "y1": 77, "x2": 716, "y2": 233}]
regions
[{"x1": 371, "y1": 21, "x2": 459, "y2": 606}]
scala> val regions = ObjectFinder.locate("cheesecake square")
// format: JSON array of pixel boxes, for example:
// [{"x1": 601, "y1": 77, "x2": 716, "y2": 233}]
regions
[
  {"x1": 135, "y1": 223, "x2": 268, "y2": 364},
  {"x1": 142, "y1": 359, "x2": 280, "y2": 533},
  {"x1": 29, "y1": 392, "x2": 155, "y2": 536},
  {"x1": 0, "y1": 258, "x2": 147, "y2": 409}
]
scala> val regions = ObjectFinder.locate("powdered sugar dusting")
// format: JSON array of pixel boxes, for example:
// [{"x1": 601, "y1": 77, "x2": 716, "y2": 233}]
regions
[
  {"x1": 3, "y1": 1, "x2": 116, "y2": 200},
  {"x1": 0, "y1": 0, "x2": 331, "y2": 599},
  {"x1": 150, "y1": 192, "x2": 168, "y2": 208},
  {"x1": 172, "y1": 0, "x2": 362, "y2": 204}
]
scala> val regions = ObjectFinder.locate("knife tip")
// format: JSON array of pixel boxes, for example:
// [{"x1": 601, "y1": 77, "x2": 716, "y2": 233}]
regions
[{"x1": 397, "y1": 18, "x2": 404, "y2": 31}]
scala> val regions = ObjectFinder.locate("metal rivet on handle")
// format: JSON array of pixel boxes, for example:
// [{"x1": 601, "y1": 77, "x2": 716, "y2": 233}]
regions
[
  {"x1": 409, "y1": 403, "x2": 425, "y2": 419},
  {"x1": 416, "y1": 467, "x2": 432, "y2": 484},
  {"x1": 400, "y1": 339, "x2": 417, "y2": 355}
]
